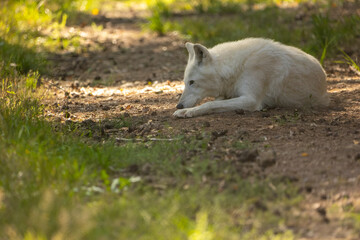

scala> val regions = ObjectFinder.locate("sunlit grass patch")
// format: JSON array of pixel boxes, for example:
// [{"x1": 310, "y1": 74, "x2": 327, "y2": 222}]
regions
[
  {"x1": 1, "y1": 172, "x2": 301, "y2": 239},
  {"x1": 0, "y1": 0, "x2": 102, "y2": 74},
  {"x1": 324, "y1": 200, "x2": 360, "y2": 238},
  {"x1": 349, "y1": 211, "x2": 360, "y2": 234}
]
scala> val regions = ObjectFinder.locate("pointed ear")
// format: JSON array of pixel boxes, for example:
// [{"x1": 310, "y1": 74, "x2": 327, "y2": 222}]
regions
[
  {"x1": 185, "y1": 42, "x2": 194, "y2": 53},
  {"x1": 193, "y1": 44, "x2": 211, "y2": 65}
]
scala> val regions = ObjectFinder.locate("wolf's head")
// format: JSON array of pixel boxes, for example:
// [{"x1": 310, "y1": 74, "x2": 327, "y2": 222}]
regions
[{"x1": 176, "y1": 42, "x2": 219, "y2": 109}]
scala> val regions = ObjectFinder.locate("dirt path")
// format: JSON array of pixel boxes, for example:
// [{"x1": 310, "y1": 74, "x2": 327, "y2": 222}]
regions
[{"x1": 43, "y1": 3, "x2": 360, "y2": 239}]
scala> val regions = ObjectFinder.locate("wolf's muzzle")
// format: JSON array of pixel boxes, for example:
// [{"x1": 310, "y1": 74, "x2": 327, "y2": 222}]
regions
[{"x1": 176, "y1": 103, "x2": 184, "y2": 109}]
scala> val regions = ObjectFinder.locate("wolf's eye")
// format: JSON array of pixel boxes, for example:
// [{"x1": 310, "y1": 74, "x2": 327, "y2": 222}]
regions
[{"x1": 189, "y1": 80, "x2": 195, "y2": 86}]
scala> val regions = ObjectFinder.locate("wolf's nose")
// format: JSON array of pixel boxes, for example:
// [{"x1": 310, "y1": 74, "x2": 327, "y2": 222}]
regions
[{"x1": 176, "y1": 103, "x2": 184, "y2": 109}]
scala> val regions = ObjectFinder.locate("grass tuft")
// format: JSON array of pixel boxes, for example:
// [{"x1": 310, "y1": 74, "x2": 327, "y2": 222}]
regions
[
  {"x1": 311, "y1": 14, "x2": 337, "y2": 65},
  {"x1": 338, "y1": 49, "x2": 360, "y2": 74}
]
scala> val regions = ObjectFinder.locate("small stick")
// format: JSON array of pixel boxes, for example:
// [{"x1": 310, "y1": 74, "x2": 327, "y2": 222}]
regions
[{"x1": 116, "y1": 137, "x2": 181, "y2": 142}]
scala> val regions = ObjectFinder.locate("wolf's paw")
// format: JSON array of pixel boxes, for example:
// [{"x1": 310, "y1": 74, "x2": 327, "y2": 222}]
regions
[{"x1": 173, "y1": 109, "x2": 194, "y2": 118}]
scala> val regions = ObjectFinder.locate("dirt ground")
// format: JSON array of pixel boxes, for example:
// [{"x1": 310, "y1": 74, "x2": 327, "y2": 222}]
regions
[{"x1": 42, "y1": 4, "x2": 360, "y2": 239}]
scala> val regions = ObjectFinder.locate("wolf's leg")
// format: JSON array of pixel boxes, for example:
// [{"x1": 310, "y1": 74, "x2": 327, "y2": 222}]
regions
[
  {"x1": 174, "y1": 73, "x2": 267, "y2": 118},
  {"x1": 173, "y1": 95, "x2": 261, "y2": 118}
]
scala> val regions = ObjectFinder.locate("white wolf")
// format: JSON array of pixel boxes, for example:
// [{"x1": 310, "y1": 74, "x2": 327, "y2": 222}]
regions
[{"x1": 173, "y1": 38, "x2": 329, "y2": 118}]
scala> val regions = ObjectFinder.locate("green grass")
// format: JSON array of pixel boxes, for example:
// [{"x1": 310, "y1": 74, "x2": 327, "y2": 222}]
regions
[
  {"x1": 144, "y1": 0, "x2": 360, "y2": 62},
  {"x1": 0, "y1": 0, "x2": 101, "y2": 75},
  {"x1": 311, "y1": 13, "x2": 360, "y2": 64},
  {"x1": 0, "y1": 39, "x2": 47, "y2": 74},
  {"x1": 168, "y1": 7, "x2": 303, "y2": 47},
  {"x1": 311, "y1": 14, "x2": 336, "y2": 65}
]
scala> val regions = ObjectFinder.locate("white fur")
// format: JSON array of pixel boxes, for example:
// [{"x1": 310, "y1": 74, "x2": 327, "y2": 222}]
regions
[{"x1": 174, "y1": 38, "x2": 329, "y2": 118}]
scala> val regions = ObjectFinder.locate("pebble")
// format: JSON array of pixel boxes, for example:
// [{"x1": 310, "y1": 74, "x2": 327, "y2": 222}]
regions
[
  {"x1": 236, "y1": 149, "x2": 258, "y2": 162},
  {"x1": 102, "y1": 106, "x2": 110, "y2": 111},
  {"x1": 257, "y1": 151, "x2": 276, "y2": 169},
  {"x1": 235, "y1": 109, "x2": 245, "y2": 115},
  {"x1": 202, "y1": 121, "x2": 210, "y2": 127}
]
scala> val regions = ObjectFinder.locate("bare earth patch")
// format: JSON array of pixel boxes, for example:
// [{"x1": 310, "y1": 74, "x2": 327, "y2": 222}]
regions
[{"x1": 42, "y1": 4, "x2": 360, "y2": 239}]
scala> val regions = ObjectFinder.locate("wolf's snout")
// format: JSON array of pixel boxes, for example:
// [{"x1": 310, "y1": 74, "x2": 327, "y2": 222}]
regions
[{"x1": 176, "y1": 103, "x2": 184, "y2": 109}]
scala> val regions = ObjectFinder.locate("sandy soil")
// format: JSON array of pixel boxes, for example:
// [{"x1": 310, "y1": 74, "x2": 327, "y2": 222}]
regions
[{"x1": 42, "y1": 4, "x2": 360, "y2": 239}]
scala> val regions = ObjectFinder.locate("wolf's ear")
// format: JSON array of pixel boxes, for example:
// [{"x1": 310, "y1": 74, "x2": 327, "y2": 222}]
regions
[
  {"x1": 193, "y1": 44, "x2": 211, "y2": 65},
  {"x1": 185, "y1": 42, "x2": 194, "y2": 54}
]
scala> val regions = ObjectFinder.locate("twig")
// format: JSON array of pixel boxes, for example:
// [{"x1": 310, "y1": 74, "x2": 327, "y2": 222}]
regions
[
  {"x1": 349, "y1": 66, "x2": 360, "y2": 76},
  {"x1": 148, "y1": 138, "x2": 181, "y2": 141},
  {"x1": 116, "y1": 137, "x2": 181, "y2": 142}
]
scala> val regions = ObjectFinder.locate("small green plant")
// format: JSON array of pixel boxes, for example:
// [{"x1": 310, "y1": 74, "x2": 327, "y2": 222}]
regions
[
  {"x1": 147, "y1": 12, "x2": 166, "y2": 35},
  {"x1": 145, "y1": 0, "x2": 171, "y2": 35},
  {"x1": 1, "y1": 63, "x2": 41, "y2": 100},
  {"x1": 194, "y1": 0, "x2": 244, "y2": 14},
  {"x1": 233, "y1": 140, "x2": 252, "y2": 150},
  {"x1": 338, "y1": 49, "x2": 360, "y2": 74},
  {"x1": 273, "y1": 111, "x2": 301, "y2": 125},
  {"x1": 349, "y1": 211, "x2": 360, "y2": 234},
  {"x1": 311, "y1": 14, "x2": 337, "y2": 65},
  {"x1": 91, "y1": 22, "x2": 104, "y2": 32}
]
